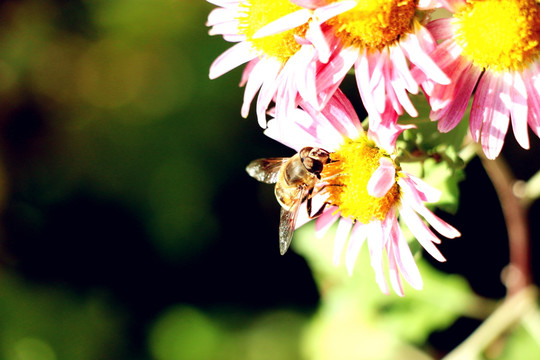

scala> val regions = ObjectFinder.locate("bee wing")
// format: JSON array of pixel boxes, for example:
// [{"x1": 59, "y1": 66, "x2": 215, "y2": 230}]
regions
[
  {"x1": 245, "y1": 157, "x2": 288, "y2": 184},
  {"x1": 278, "y1": 187, "x2": 308, "y2": 255}
]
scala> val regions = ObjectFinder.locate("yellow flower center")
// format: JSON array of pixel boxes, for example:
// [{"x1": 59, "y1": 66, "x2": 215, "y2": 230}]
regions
[
  {"x1": 454, "y1": 0, "x2": 540, "y2": 72},
  {"x1": 323, "y1": 137, "x2": 401, "y2": 224},
  {"x1": 326, "y1": 0, "x2": 417, "y2": 52},
  {"x1": 237, "y1": 0, "x2": 308, "y2": 62}
]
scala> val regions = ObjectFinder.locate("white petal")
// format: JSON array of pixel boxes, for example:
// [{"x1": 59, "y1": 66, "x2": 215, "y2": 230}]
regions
[
  {"x1": 209, "y1": 41, "x2": 257, "y2": 79},
  {"x1": 366, "y1": 222, "x2": 390, "y2": 294},
  {"x1": 315, "y1": 206, "x2": 340, "y2": 238},
  {"x1": 252, "y1": 9, "x2": 312, "y2": 38},
  {"x1": 345, "y1": 222, "x2": 368, "y2": 275},
  {"x1": 313, "y1": 1, "x2": 357, "y2": 23},
  {"x1": 333, "y1": 217, "x2": 353, "y2": 265}
]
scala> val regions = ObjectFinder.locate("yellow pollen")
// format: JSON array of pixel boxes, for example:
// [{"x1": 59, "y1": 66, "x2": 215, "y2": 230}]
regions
[
  {"x1": 454, "y1": 0, "x2": 540, "y2": 72},
  {"x1": 323, "y1": 137, "x2": 401, "y2": 224},
  {"x1": 326, "y1": 0, "x2": 417, "y2": 52},
  {"x1": 237, "y1": 0, "x2": 308, "y2": 62}
]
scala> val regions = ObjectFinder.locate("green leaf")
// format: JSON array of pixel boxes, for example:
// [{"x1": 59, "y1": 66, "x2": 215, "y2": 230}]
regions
[
  {"x1": 401, "y1": 157, "x2": 464, "y2": 214},
  {"x1": 399, "y1": 93, "x2": 471, "y2": 156}
]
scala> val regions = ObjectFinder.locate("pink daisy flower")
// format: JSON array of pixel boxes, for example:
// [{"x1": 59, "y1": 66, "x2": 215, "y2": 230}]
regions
[
  {"x1": 206, "y1": 0, "x2": 354, "y2": 127},
  {"x1": 254, "y1": 0, "x2": 450, "y2": 127},
  {"x1": 417, "y1": 0, "x2": 540, "y2": 159},
  {"x1": 262, "y1": 91, "x2": 460, "y2": 296}
]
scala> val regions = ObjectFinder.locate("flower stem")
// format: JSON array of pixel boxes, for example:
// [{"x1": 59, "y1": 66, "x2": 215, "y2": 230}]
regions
[{"x1": 478, "y1": 150, "x2": 532, "y2": 295}]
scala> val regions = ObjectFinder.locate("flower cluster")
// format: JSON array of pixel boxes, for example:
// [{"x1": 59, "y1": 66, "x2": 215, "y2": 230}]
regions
[{"x1": 206, "y1": 0, "x2": 540, "y2": 295}]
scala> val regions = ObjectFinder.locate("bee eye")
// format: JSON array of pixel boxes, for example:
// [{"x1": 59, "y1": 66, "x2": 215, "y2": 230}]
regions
[
  {"x1": 304, "y1": 157, "x2": 325, "y2": 174},
  {"x1": 303, "y1": 157, "x2": 315, "y2": 170}
]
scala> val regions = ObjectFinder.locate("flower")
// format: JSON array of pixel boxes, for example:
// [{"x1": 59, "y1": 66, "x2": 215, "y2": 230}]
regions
[
  {"x1": 206, "y1": 0, "x2": 352, "y2": 127},
  {"x1": 255, "y1": 0, "x2": 450, "y2": 128},
  {"x1": 416, "y1": 0, "x2": 540, "y2": 159},
  {"x1": 264, "y1": 91, "x2": 460, "y2": 296}
]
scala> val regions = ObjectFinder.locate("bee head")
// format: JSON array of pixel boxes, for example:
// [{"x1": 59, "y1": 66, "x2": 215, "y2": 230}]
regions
[{"x1": 299, "y1": 147, "x2": 331, "y2": 177}]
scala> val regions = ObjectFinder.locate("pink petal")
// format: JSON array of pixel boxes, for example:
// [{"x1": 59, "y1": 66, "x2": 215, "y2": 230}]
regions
[
  {"x1": 273, "y1": 65, "x2": 300, "y2": 121},
  {"x1": 371, "y1": 53, "x2": 388, "y2": 114},
  {"x1": 290, "y1": 0, "x2": 328, "y2": 8},
  {"x1": 417, "y1": 0, "x2": 442, "y2": 10},
  {"x1": 399, "y1": 204, "x2": 446, "y2": 262},
  {"x1": 385, "y1": 76, "x2": 404, "y2": 116},
  {"x1": 241, "y1": 59, "x2": 267, "y2": 117},
  {"x1": 413, "y1": 39, "x2": 461, "y2": 89},
  {"x1": 206, "y1": 8, "x2": 238, "y2": 27},
  {"x1": 399, "y1": 175, "x2": 441, "y2": 203},
  {"x1": 390, "y1": 74, "x2": 418, "y2": 117},
  {"x1": 390, "y1": 45, "x2": 418, "y2": 93},
  {"x1": 426, "y1": 18, "x2": 454, "y2": 41},
  {"x1": 294, "y1": 103, "x2": 347, "y2": 150},
  {"x1": 367, "y1": 157, "x2": 396, "y2": 198},
  {"x1": 474, "y1": 72, "x2": 511, "y2": 159},
  {"x1": 367, "y1": 119, "x2": 413, "y2": 153},
  {"x1": 387, "y1": 241, "x2": 404, "y2": 296},
  {"x1": 208, "y1": 21, "x2": 240, "y2": 37},
  {"x1": 510, "y1": 72, "x2": 530, "y2": 149},
  {"x1": 306, "y1": 22, "x2": 330, "y2": 63},
  {"x1": 436, "y1": 0, "x2": 467, "y2": 12},
  {"x1": 255, "y1": 59, "x2": 283, "y2": 127},
  {"x1": 528, "y1": 108, "x2": 540, "y2": 137},
  {"x1": 401, "y1": 29, "x2": 450, "y2": 86},
  {"x1": 222, "y1": 34, "x2": 246, "y2": 42},
  {"x1": 392, "y1": 223, "x2": 423, "y2": 290},
  {"x1": 355, "y1": 52, "x2": 379, "y2": 117},
  {"x1": 264, "y1": 109, "x2": 322, "y2": 150},
  {"x1": 315, "y1": 206, "x2": 340, "y2": 238},
  {"x1": 435, "y1": 62, "x2": 481, "y2": 132},
  {"x1": 403, "y1": 195, "x2": 461, "y2": 239},
  {"x1": 429, "y1": 53, "x2": 472, "y2": 114},
  {"x1": 315, "y1": 46, "x2": 358, "y2": 110},
  {"x1": 239, "y1": 57, "x2": 259, "y2": 86},
  {"x1": 209, "y1": 41, "x2": 257, "y2": 79},
  {"x1": 293, "y1": 47, "x2": 319, "y2": 106},
  {"x1": 207, "y1": 0, "x2": 239, "y2": 7},
  {"x1": 524, "y1": 64, "x2": 540, "y2": 136},
  {"x1": 318, "y1": 89, "x2": 364, "y2": 139}
]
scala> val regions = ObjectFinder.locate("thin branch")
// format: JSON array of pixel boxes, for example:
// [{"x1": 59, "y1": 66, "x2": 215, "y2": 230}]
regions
[{"x1": 442, "y1": 287, "x2": 538, "y2": 360}]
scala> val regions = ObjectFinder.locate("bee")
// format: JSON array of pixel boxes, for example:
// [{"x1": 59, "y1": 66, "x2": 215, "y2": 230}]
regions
[{"x1": 246, "y1": 147, "x2": 331, "y2": 255}]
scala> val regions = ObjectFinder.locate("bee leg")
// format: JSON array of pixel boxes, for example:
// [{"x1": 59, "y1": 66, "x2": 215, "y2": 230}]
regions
[
  {"x1": 306, "y1": 190, "x2": 330, "y2": 219},
  {"x1": 306, "y1": 187, "x2": 315, "y2": 217},
  {"x1": 309, "y1": 201, "x2": 329, "y2": 218}
]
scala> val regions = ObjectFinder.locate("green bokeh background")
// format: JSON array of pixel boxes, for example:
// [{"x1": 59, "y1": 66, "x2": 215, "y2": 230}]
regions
[
  {"x1": 0, "y1": 1, "x2": 318, "y2": 359},
  {"x1": 0, "y1": 1, "x2": 538, "y2": 360}
]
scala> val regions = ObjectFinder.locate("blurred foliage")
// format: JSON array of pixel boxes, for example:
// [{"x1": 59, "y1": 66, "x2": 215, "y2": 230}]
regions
[
  {"x1": 293, "y1": 223, "x2": 490, "y2": 359},
  {"x1": 147, "y1": 305, "x2": 309, "y2": 360},
  {"x1": 0, "y1": 271, "x2": 125, "y2": 360}
]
